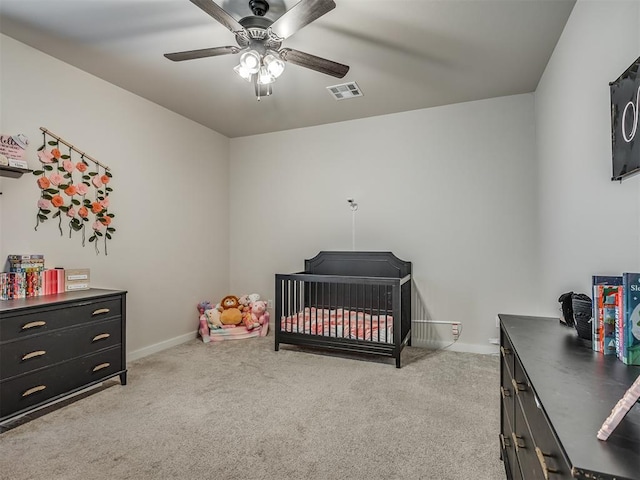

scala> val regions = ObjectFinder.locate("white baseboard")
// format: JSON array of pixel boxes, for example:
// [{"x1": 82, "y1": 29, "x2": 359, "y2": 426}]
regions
[
  {"x1": 128, "y1": 331, "x2": 198, "y2": 362},
  {"x1": 411, "y1": 339, "x2": 499, "y2": 355}
]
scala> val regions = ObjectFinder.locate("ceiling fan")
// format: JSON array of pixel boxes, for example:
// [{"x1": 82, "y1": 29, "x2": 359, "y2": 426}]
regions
[{"x1": 164, "y1": 0, "x2": 350, "y2": 99}]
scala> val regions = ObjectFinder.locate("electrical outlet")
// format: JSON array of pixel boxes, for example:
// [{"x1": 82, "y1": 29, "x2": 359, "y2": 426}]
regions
[
  {"x1": 267, "y1": 299, "x2": 273, "y2": 309},
  {"x1": 452, "y1": 323, "x2": 460, "y2": 340}
]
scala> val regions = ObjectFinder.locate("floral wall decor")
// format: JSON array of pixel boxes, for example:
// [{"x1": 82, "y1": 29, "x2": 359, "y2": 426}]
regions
[{"x1": 33, "y1": 127, "x2": 116, "y2": 255}]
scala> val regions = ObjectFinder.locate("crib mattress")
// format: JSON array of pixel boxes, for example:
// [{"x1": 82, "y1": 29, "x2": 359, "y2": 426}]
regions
[{"x1": 281, "y1": 307, "x2": 394, "y2": 343}]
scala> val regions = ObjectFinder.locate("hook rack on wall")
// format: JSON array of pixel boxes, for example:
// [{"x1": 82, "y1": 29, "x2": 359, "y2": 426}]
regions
[{"x1": 39, "y1": 127, "x2": 110, "y2": 171}]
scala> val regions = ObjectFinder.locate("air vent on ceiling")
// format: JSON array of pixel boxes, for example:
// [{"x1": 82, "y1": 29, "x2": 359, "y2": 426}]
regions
[{"x1": 327, "y1": 81, "x2": 363, "y2": 100}]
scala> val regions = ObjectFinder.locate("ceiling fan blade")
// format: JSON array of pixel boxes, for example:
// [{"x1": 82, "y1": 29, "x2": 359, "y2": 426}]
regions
[
  {"x1": 164, "y1": 46, "x2": 240, "y2": 62},
  {"x1": 268, "y1": 0, "x2": 336, "y2": 41},
  {"x1": 280, "y1": 48, "x2": 349, "y2": 78},
  {"x1": 189, "y1": 0, "x2": 247, "y2": 35}
]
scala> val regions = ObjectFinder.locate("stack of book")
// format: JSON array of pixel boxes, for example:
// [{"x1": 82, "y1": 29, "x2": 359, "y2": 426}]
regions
[
  {"x1": 592, "y1": 273, "x2": 640, "y2": 365},
  {"x1": 0, "y1": 255, "x2": 77, "y2": 300},
  {"x1": 1, "y1": 254, "x2": 45, "y2": 300}
]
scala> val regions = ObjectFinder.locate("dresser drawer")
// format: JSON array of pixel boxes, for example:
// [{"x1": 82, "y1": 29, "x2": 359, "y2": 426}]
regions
[
  {"x1": 518, "y1": 387, "x2": 571, "y2": 478},
  {"x1": 0, "y1": 347, "x2": 123, "y2": 418},
  {"x1": 0, "y1": 297, "x2": 121, "y2": 341},
  {"x1": 513, "y1": 403, "x2": 545, "y2": 480},
  {"x1": 0, "y1": 318, "x2": 122, "y2": 379}
]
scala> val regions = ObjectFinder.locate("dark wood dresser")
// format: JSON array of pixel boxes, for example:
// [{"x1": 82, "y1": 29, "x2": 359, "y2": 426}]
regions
[
  {"x1": 0, "y1": 288, "x2": 127, "y2": 426},
  {"x1": 499, "y1": 314, "x2": 640, "y2": 479}
]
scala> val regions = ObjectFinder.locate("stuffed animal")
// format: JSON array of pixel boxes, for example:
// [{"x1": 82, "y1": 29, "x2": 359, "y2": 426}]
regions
[
  {"x1": 205, "y1": 307, "x2": 223, "y2": 330},
  {"x1": 238, "y1": 294, "x2": 250, "y2": 309},
  {"x1": 250, "y1": 300, "x2": 270, "y2": 329},
  {"x1": 248, "y1": 293, "x2": 261, "y2": 304},
  {"x1": 218, "y1": 295, "x2": 243, "y2": 325},
  {"x1": 197, "y1": 300, "x2": 213, "y2": 316}
]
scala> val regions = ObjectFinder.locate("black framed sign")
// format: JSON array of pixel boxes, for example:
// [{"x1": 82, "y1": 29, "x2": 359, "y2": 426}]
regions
[{"x1": 610, "y1": 55, "x2": 640, "y2": 181}]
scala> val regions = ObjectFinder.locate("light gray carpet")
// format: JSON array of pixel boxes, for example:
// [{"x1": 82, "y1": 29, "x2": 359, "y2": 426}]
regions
[{"x1": 0, "y1": 337, "x2": 505, "y2": 480}]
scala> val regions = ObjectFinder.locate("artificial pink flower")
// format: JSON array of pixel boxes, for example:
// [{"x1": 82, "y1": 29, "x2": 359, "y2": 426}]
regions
[
  {"x1": 100, "y1": 197, "x2": 110, "y2": 209},
  {"x1": 37, "y1": 150, "x2": 54, "y2": 164},
  {"x1": 76, "y1": 183, "x2": 89, "y2": 196},
  {"x1": 76, "y1": 162, "x2": 88, "y2": 173},
  {"x1": 78, "y1": 206, "x2": 89, "y2": 218},
  {"x1": 37, "y1": 198, "x2": 51, "y2": 210},
  {"x1": 92, "y1": 176, "x2": 103, "y2": 188},
  {"x1": 62, "y1": 160, "x2": 74, "y2": 173},
  {"x1": 49, "y1": 173, "x2": 63, "y2": 186},
  {"x1": 92, "y1": 221, "x2": 103, "y2": 231},
  {"x1": 66, "y1": 207, "x2": 76, "y2": 218}
]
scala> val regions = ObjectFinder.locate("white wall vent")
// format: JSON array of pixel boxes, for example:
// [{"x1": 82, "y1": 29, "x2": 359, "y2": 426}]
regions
[{"x1": 326, "y1": 82, "x2": 363, "y2": 100}]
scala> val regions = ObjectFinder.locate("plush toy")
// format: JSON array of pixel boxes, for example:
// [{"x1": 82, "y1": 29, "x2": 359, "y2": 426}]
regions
[
  {"x1": 197, "y1": 300, "x2": 213, "y2": 316},
  {"x1": 250, "y1": 300, "x2": 270, "y2": 331},
  {"x1": 238, "y1": 294, "x2": 250, "y2": 310},
  {"x1": 205, "y1": 307, "x2": 223, "y2": 330},
  {"x1": 248, "y1": 293, "x2": 261, "y2": 304},
  {"x1": 218, "y1": 295, "x2": 243, "y2": 325}
]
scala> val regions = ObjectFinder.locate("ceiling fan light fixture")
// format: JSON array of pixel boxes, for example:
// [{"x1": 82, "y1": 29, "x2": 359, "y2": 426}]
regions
[
  {"x1": 254, "y1": 80, "x2": 272, "y2": 100},
  {"x1": 233, "y1": 64, "x2": 253, "y2": 82},
  {"x1": 239, "y1": 50, "x2": 261, "y2": 74},
  {"x1": 257, "y1": 66, "x2": 275, "y2": 85},
  {"x1": 263, "y1": 53, "x2": 285, "y2": 78}
]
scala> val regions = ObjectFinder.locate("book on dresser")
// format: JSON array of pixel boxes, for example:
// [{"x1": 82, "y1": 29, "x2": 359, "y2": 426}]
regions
[
  {"x1": 622, "y1": 272, "x2": 640, "y2": 365},
  {"x1": 592, "y1": 275, "x2": 623, "y2": 352}
]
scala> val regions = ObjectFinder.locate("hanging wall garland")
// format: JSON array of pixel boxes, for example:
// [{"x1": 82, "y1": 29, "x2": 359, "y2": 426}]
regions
[{"x1": 33, "y1": 128, "x2": 116, "y2": 255}]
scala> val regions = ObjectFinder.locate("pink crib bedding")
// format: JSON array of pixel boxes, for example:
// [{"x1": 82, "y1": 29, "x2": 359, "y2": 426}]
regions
[{"x1": 280, "y1": 307, "x2": 394, "y2": 343}]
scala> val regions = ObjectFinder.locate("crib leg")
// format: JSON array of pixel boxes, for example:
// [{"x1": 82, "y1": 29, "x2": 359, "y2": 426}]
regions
[
  {"x1": 275, "y1": 341, "x2": 280, "y2": 352},
  {"x1": 396, "y1": 356, "x2": 401, "y2": 368}
]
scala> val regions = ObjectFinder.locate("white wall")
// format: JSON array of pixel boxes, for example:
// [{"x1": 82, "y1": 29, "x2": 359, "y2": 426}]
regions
[
  {"x1": 0, "y1": 35, "x2": 230, "y2": 358},
  {"x1": 536, "y1": 0, "x2": 640, "y2": 315},
  {"x1": 229, "y1": 94, "x2": 541, "y2": 352}
]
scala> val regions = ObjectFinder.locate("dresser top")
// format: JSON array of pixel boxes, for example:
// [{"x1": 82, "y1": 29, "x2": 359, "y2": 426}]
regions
[
  {"x1": 0, "y1": 288, "x2": 126, "y2": 314},
  {"x1": 499, "y1": 314, "x2": 640, "y2": 479}
]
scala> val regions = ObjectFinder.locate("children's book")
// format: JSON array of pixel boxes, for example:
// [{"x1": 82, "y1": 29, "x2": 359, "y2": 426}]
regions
[
  {"x1": 592, "y1": 275, "x2": 623, "y2": 352},
  {"x1": 598, "y1": 285, "x2": 620, "y2": 355},
  {"x1": 622, "y1": 272, "x2": 640, "y2": 365}
]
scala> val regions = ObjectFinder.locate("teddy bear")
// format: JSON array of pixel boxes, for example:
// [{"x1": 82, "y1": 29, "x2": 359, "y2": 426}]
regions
[
  {"x1": 205, "y1": 306, "x2": 223, "y2": 330},
  {"x1": 250, "y1": 300, "x2": 270, "y2": 334},
  {"x1": 218, "y1": 295, "x2": 243, "y2": 325}
]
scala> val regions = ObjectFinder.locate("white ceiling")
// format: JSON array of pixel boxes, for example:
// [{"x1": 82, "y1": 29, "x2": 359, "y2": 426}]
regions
[{"x1": 0, "y1": 0, "x2": 575, "y2": 138}]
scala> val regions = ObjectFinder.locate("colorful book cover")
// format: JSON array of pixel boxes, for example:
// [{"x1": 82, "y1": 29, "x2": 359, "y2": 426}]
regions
[
  {"x1": 599, "y1": 285, "x2": 619, "y2": 355},
  {"x1": 592, "y1": 275, "x2": 623, "y2": 352},
  {"x1": 622, "y1": 272, "x2": 640, "y2": 365}
]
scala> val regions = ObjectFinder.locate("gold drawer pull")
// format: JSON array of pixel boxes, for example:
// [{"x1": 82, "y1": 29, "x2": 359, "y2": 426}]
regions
[
  {"x1": 21, "y1": 321, "x2": 46, "y2": 330},
  {"x1": 500, "y1": 386, "x2": 511, "y2": 398},
  {"x1": 500, "y1": 346, "x2": 511, "y2": 357},
  {"x1": 536, "y1": 447, "x2": 559, "y2": 479},
  {"x1": 92, "y1": 308, "x2": 110, "y2": 316},
  {"x1": 22, "y1": 350, "x2": 46, "y2": 361},
  {"x1": 92, "y1": 333, "x2": 111, "y2": 342},
  {"x1": 512, "y1": 378, "x2": 526, "y2": 394},
  {"x1": 22, "y1": 385, "x2": 46, "y2": 397},
  {"x1": 92, "y1": 362, "x2": 110, "y2": 372},
  {"x1": 511, "y1": 432, "x2": 526, "y2": 452},
  {"x1": 499, "y1": 433, "x2": 511, "y2": 450}
]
